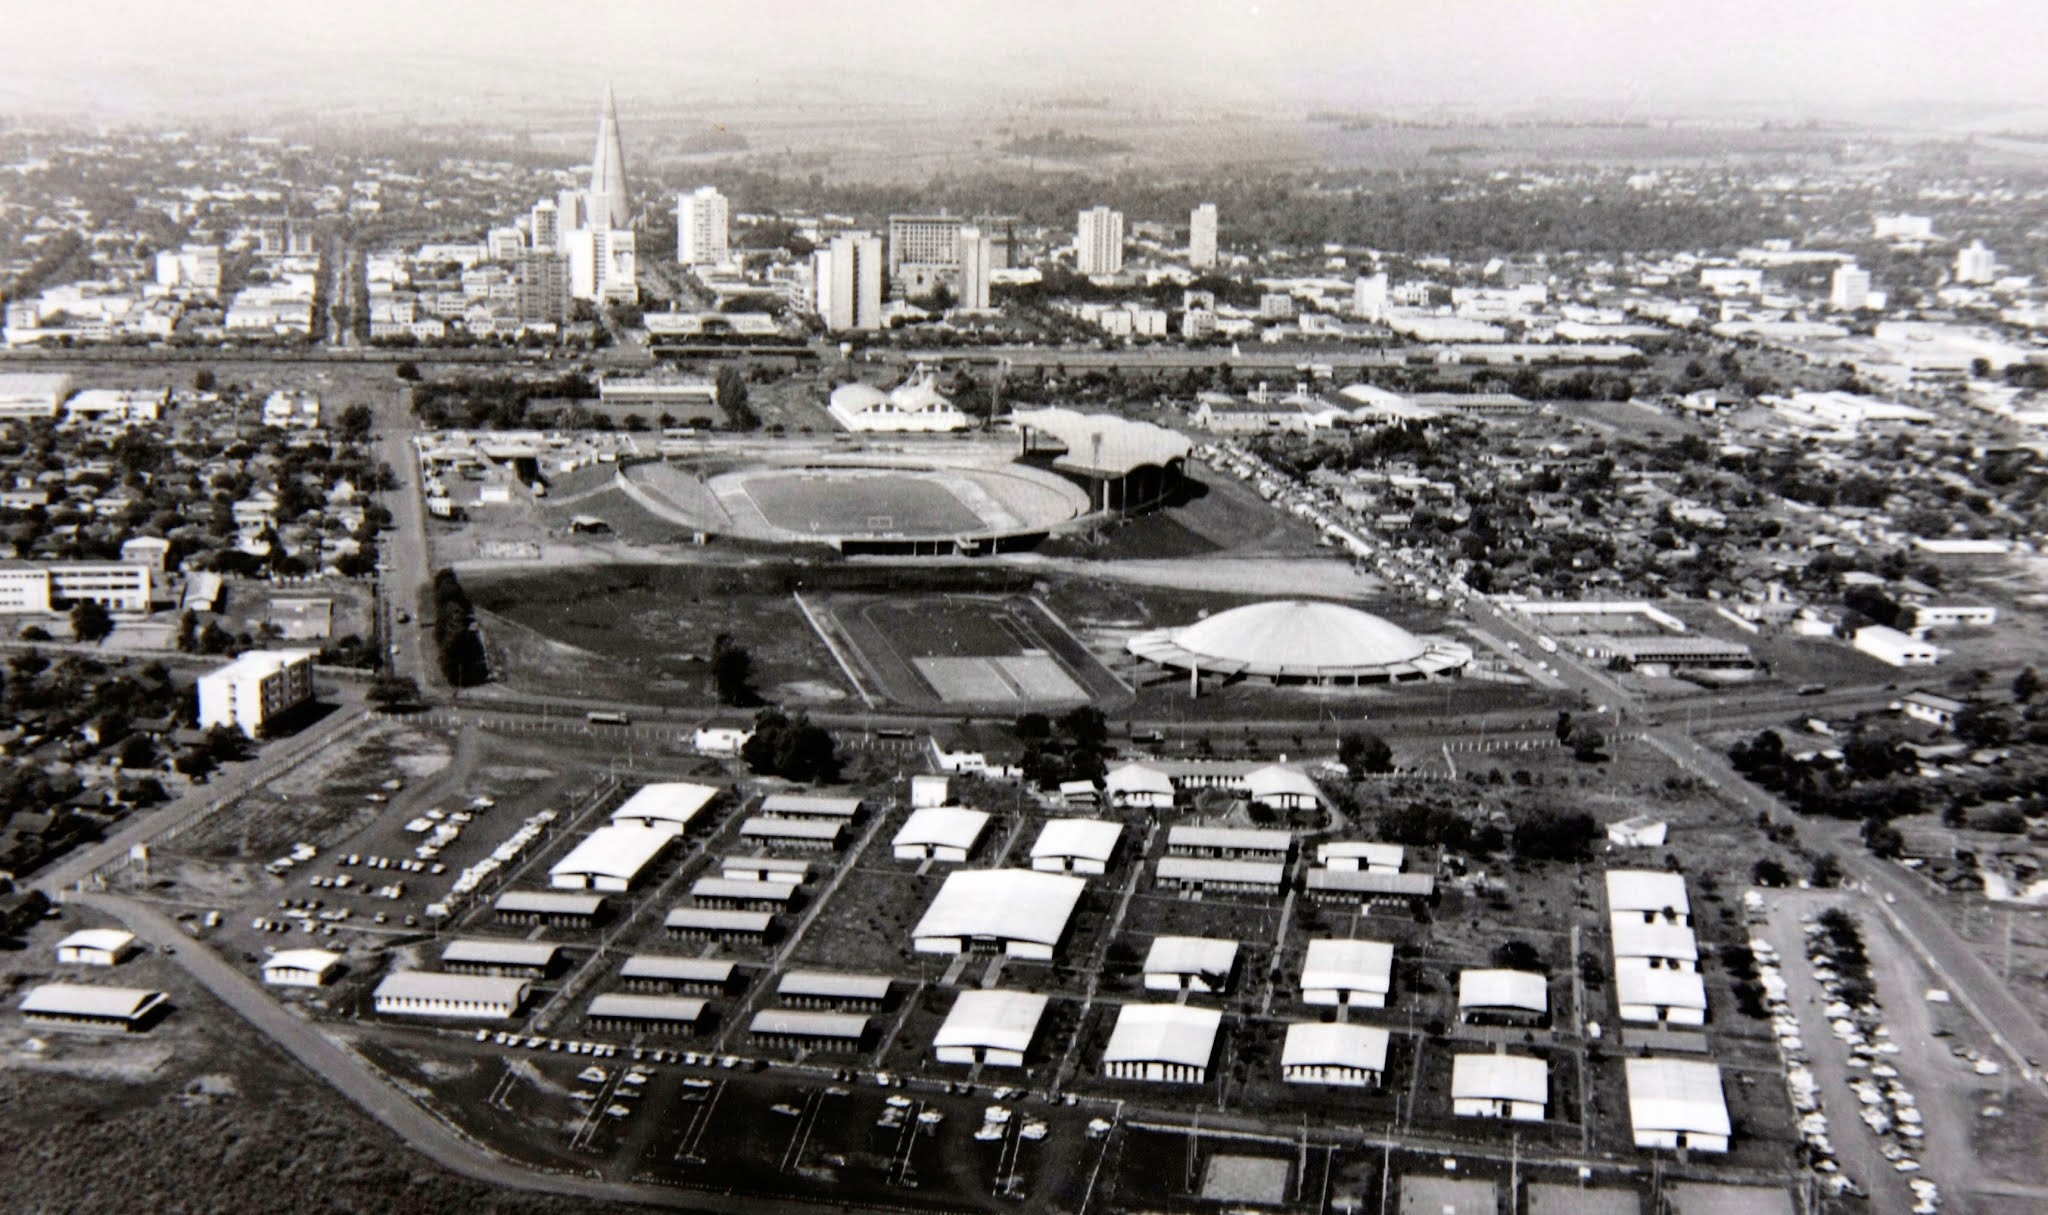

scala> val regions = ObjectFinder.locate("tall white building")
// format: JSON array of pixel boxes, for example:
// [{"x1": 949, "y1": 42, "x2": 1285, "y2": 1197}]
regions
[
  {"x1": 676, "y1": 186, "x2": 730, "y2": 266},
  {"x1": 1829, "y1": 264, "x2": 1872, "y2": 311},
  {"x1": 1352, "y1": 272, "x2": 1389, "y2": 322},
  {"x1": 529, "y1": 201, "x2": 559, "y2": 252},
  {"x1": 814, "y1": 232, "x2": 883, "y2": 332},
  {"x1": 154, "y1": 245, "x2": 222, "y2": 291},
  {"x1": 197, "y1": 649, "x2": 317, "y2": 738},
  {"x1": 1955, "y1": 240, "x2": 1997, "y2": 285},
  {"x1": 567, "y1": 227, "x2": 638, "y2": 303},
  {"x1": 1189, "y1": 203, "x2": 1218, "y2": 270},
  {"x1": 1076, "y1": 206, "x2": 1124, "y2": 277},
  {"x1": 587, "y1": 85, "x2": 633, "y2": 230},
  {"x1": 956, "y1": 225, "x2": 992, "y2": 312},
  {"x1": 556, "y1": 189, "x2": 589, "y2": 251}
]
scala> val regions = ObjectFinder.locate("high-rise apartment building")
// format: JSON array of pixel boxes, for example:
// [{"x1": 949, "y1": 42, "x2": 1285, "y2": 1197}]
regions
[
  {"x1": 1829, "y1": 264, "x2": 1871, "y2": 311},
  {"x1": 1189, "y1": 203, "x2": 1218, "y2": 270},
  {"x1": 1352, "y1": 272, "x2": 1389, "y2": 321},
  {"x1": 567, "y1": 227, "x2": 638, "y2": 303},
  {"x1": 676, "y1": 186, "x2": 731, "y2": 266},
  {"x1": 529, "y1": 201, "x2": 560, "y2": 252},
  {"x1": 813, "y1": 232, "x2": 883, "y2": 332},
  {"x1": 957, "y1": 226, "x2": 992, "y2": 311},
  {"x1": 587, "y1": 85, "x2": 632, "y2": 230},
  {"x1": 517, "y1": 251, "x2": 570, "y2": 324},
  {"x1": 887, "y1": 214, "x2": 964, "y2": 297},
  {"x1": 973, "y1": 215, "x2": 1020, "y2": 269},
  {"x1": 198, "y1": 650, "x2": 317, "y2": 739},
  {"x1": 1076, "y1": 206, "x2": 1124, "y2": 276},
  {"x1": 556, "y1": 189, "x2": 589, "y2": 249},
  {"x1": 1955, "y1": 240, "x2": 1997, "y2": 285}
]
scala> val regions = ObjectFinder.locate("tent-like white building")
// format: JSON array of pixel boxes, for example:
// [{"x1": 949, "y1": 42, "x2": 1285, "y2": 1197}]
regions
[
  {"x1": 1142, "y1": 936, "x2": 1240, "y2": 993},
  {"x1": 1625, "y1": 1058, "x2": 1730, "y2": 1153},
  {"x1": 610, "y1": 782, "x2": 722, "y2": 834},
  {"x1": 549, "y1": 823, "x2": 674, "y2": 892},
  {"x1": 263, "y1": 948, "x2": 344, "y2": 988},
  {"x1": 1300, "y1": 938, "x2": 1395, "y2": 1008},
  {"x1": 1101, "y1": 1004, "x2": 1222, "y2": 1084},
  {"x1": 1452, "y1": 1053, "x2": 1549, "y2": 1121},
  {"x1": 1281, "y1": 1022, "x2": 1390, "y2": 1087},
  {"x1": 828, "y1": 373, "x2": 969, "y2": 433},
  {"x1": 933, "y1": 989, "x2": 1049, "y2": 1068},
  {"x1": 1104, "y1": 763, "x2": 1176, "y2": 810},
  {"x1": 1615, "y1": 964, "x2": 1708, "y2": 1026},
  {"x1": 1244, "y1": 765, "x2": 1325, "y2": 811},
  {"x1": 1458, "y1": 969, "x2": 1548, "y2": 1024},
  {"x1": 1606, "y1": 870, "x2": 1692, "y2": 925},
  {"x1": 1127, "y1": 600, "x2": 1472, "y2": 687},
  {"x1": 55, "y1": 929, "x2": 137, "y2": 967},
  {"x1": 892, "y1": 806, "x2": 989, "y2": 863},
  {"x1": 912, "y1": 869, "x2": 1086, "y2": 961},
  {"x1": 1030, "y1": 818, "x2": 1124, "y2": 874},
  {"x1": 372, "y1": 971, "x2": 529, "y2": 1020}
]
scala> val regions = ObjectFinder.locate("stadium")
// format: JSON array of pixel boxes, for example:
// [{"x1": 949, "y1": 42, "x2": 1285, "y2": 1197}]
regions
[
  {"x1": 1127, "y1": 599, "x2": 1474, "y2": 689},
  {"x1": 622, "y1": 410, "x2": 1191, "y2": 556}
]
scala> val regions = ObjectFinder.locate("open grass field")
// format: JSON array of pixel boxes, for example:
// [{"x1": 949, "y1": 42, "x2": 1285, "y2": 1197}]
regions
[
  {"x1": 818, "y1": 591, "x2": 1126, "y2": 708},
  {"x1": 744, "y1": 469, "x2": 989, "y2": 536}
]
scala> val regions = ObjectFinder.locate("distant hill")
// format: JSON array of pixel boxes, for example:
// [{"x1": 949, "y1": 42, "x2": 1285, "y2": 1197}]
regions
[{"x1": 998, "y1": 129, "x2": 1131, "y2": 158}]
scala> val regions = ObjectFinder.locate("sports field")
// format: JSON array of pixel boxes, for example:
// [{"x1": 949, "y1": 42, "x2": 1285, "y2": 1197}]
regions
[
  {"x1": 810, "y1": 593, "x2": 1129, "y2": 708},
  {"x1": 741, "y1": 470, "x2": 987, "y2": 536}
]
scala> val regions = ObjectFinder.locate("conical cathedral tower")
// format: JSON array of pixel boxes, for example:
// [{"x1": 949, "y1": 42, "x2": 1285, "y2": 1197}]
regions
[{"x1": 588, "y1": 84, "x2": 631, "y2": 229}]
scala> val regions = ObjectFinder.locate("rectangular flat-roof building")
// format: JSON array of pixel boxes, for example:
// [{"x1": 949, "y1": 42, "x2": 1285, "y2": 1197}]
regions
[
  {"x1": 618, "y1": 955, "x2": 739, "y2": 995},
  {"x1": 549, "y1": 824, "x2": 673, "y2": 892},
  {"x1": 1300, "y1": 938, "x2": 1395, "y2": 1008},
  {"x1": 1451, "y1": 1053, "x2": 1549, "y2": 1121},
  {"x1": 440, "y1": 939, "x2": 563, "y2": 979},
  {"x1": 1104, "y1": 762, "x2": 1175, "y2": 810},
  {"x1": 1317, "y1": 841, "x2": 1404, "y2": 873},
  {"x1": 749, "y1": 1008, "x2": 871, "y2": 1053},
  {"x1": 1854, "y1": 624, "x2": 1941, "y2": 668},
  {"x1": 665, "y1": 907, "x2": 775, "y2": 942},
  {"x1": 493, "y1": 890, "x2": 607, "y2": 928},
  {"x1": 18, "y1": 983, "x2": 168, "y2": 1032},
  {"x1": 1304, "y1": 868, "x2": 1436, "y2": 908},
  {"x1": 1458, "y1": 969, "x2": 1548, "y2": 1025},
  {"x1": 721, "y1": 855, "x2": 811, "y2": 883},
  {"x1": 1143, "y1": 936, "x2": 1241, "y2": 994},
  {"x1": 912, "y1": 869, "x2": 1086, "y2": 961},
  {"x1": 585, "y1": 993, "x2": 707, "y2": 1036},
  {"x1": 757, "y1": 793, "x2": 864, "y2": 822},
  {"x1": 1606, "y1": 870, "x2": 1692, "y2": 925},
  {"x1": 690, "y1": 876, "x2": 801, "y2": 911},
  {"x1": 933, "y1": 990, "x2": 1048, "y2": 1068},
  {"x1": 776, "y1": 970, "x2": 892, "y2": 1011},
  {"x1": 738, "y1": 816, "x2": 845, "y2": 852},
  {"x1": 1610, "y1": 917, "x2": 1699, "y2": 970},
  {"x1": 55, "y1": 928, "x2": 137, "y2": 966},
  {"x1": 373, "y1": 971, "x2": 529, "y2": 1020},
  {"x1": 1102, "y1": 1004, "x2": 1223, "y2": 1084},
  {"x1": 1030, "y1": 818, "x2": 1124, "y2": 874},
  {"x1": 1281, "y1": 1022, "x2": 1390, "y2": 1087},
  {"x1": 1155, "y1": 856, "x2": 1287, "y2": 895},
  {"x1": 892, "y1": 806, "x2": 989, "y2": 863},
  {"x1": 1615, "y1": 965, "x2": 1708, "y2": 1026},
  {"x1": 1167, "y1": 825, "x2": 1292, "y2": 860},
  {"x1": 1625, "y1": 1057, "x2": 1730, "y2": 1153},
  {"x1": 197, "y1": 649, "x2": 315, "y2": 738}
]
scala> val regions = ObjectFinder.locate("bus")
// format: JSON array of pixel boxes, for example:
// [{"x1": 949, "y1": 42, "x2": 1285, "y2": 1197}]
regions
[{"x1": 586, "y1": 710, "x2": 631, "y2": 726}]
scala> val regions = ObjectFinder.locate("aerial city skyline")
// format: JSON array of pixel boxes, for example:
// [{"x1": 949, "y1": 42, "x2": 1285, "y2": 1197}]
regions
[{"x1": 0, "y1": 7, "x2": 2044, "y2": 1215}]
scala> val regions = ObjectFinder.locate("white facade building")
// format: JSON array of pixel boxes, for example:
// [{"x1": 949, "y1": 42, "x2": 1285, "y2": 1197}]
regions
[
  {"x1": 263, "y1": 948, "x2": 344, "y2": 988},
  {"x1": 676, "y1": 186, "x2": 731, "y2": 266},
  {"x1": 197, "y1": 649, "x2": 316, "y2": 738},
  {"x1": 1452, "y1": 1054, "x2": 1549, "y2": 1121},
  {"x1": 1829, "y1": 265, "x2": 1872, "y2": 311},
  {"x1": 567, "y1": 227, "x2": 638, "y2": 303},
  {"x1": 372, "y1": 971, "x2": 529, "y2": 1020},
  {"x1": 1076, "y1": 206, "x2": 1124, "y2": 276},
  {"x1": 814, "y1": 232, "x2": 883, "y2": 332},
  {"x1": 1955, "y1": 240, "x2": 1997, "y2": 285},
  {"x1": 956, "y1": 225, "x2": 992, "y2": 311},
  {"x1": 1189, "y1": 203, "x2": 1218, "y2": 270},
  {"x1": 1853, "y1": 625, "x2": 1941, "y2": 667}
]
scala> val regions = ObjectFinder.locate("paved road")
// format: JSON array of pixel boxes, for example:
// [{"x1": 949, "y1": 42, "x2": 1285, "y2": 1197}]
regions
[{"x1": 374, "y1": 385, "x2": 434, "y2": 693}]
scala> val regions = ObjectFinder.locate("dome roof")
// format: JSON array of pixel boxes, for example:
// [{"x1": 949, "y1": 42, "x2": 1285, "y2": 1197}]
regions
[
  {"x1": 829, "y1": 382, "x2": 889, "y2": 411},
  {"x1": 1171, "y1": 600, "x2": 1428, "y2": 672}
]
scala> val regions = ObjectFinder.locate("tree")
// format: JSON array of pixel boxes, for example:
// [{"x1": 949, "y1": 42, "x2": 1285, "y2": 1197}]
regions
[
  {"x1": 1566, "y1": 724, "x2": 1606, "y2": 762},
  {"x1": 1809, "y1": 852, "x2": 1843, "y2": 888},
  {"x1": 1512, "y1": 810, "x2": 1598, "y2": 862},
  {"x1": 740, "y1": 708, "x2": 840, "y2": 783},
  {"x1": 395, "y1": 361, "x2": 421, "y2": 382},
  {"x1": 1751, "y1": 858, "x2": 1790, "y2": 887},
  {"x1": 1337, "y1": 731, "x2": 1394, "y2": 779},
  {"x1": 1554, "y1": 710, "x2": 1573, "y2": 743},
  {"x1": 366, "y1": 675, "x2": 421, "y2": 708},
  {"x1": 192, "y1": 368, "x2": 216, "y2": 393},
  {"x1": 1057, "y1": 705, "x2": 1109, "y2": 753},
  {"x1": 2014, "y1": 667, "x2": 2041, "y2": 702},
  {"x1": 116, "y1": 734, "x2": 157, "y2": 769},
  {"x1": 716, "y1": 365, "x2": 758, "y2": 430},
  {"x1": 710, "y1": 634, "x2": 755, "y2": 706},
  {"x1": 1862, "y1": 819, "x2": 1904, "y2": 859},
  {"x1": 337, "y1": 403, "x2": 374, "y2": 443},
  {"x1": 69, "y1": 599, "x2": 114, "y2": 643},
  {"x1": 1490, "y1": 939, "x2": 1543, "y2": 972}
]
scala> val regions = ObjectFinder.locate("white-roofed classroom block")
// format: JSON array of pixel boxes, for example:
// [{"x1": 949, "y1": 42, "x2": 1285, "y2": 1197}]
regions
[
  {"x1": 912, "y1": 869, "x2": 1087, "y2": 961},
  {"x1": 609, "y1": 782, "x2": 722, "y2": 834},
  {"x1": 1318, "y1": 841, "x2": 1404, "y2": 873},
  {"x1": 1143, "y1": 936, "x2": 1241, "y2": 994},
  {"x1": 618, "y1": 955, "x2": 740, "y2": 995},
  {"x1": 440, "y1": 939, "x2": 564, "y2": 978},
  {"x1": 54, "y1": 928, "x2": 138, "y2": 966},
  {"x1": 493, "y1": 890, "x2": 608, "y2": 928},
  {"x1": 1281, "y1": 1022, "x2": 1390, "y2": 1087},
  {"x1": 720, "y1": 855, "x2": 812, "y2": 884},
  {"x1": 738, "y1": 816, "x2": 845, "y2": 852},
  {"x1": 1101, "y1": 1003, "x2": 1223, "y2": 1084},
  {"x1": 548, "y1": 823, "x2": 674, "y2": 892},
  {"x1": 1458, "y1": 969, "x2": 1549, "y2": 1025},
  {"x1": 933, "y1": 990, "x2": 1049, "y2": 1068},
  {"x1": 776, "y1": 970, "x2": 893, "y2": 1011},
  {"x1": 1615, "y1": 965, "x2": 1708, "y2": 1026},
  {"x1": 892, "y1": 806, "x2": 990, "y2": 863},
  {"x1": 1155, "y1": 856, "x2": 1287, "y2": 895},
  {"x1": 1167, "y1": 825, "x2": 1292, "y2": 860},
  {"x1": 1303, "y1": 868, "x2": 1436, "y2": 910},
  {"x1": 690, "y1": 876, "x2": 801, "y2": 911},
  {"x1": 758, "y1": 793, "x2": 864, "y2": 822},
  {"x1": 1030, "y1": 818, "x2": 1124, "y2": 874},
  {"x1": 1625, "y1": 1057, "x2": 1731, "y2": 1153},
  {"x1": 19, "y1": 983, "x2": 169, "y2": 1033},
  {"x1": 665, "y1": 907, "x2": 776, "y2": 942},
  {"x1": 585, "y1": 993, "x2": 708, "y2": 1036},
  {"x1": 748, "y1": 1008, "x2": 872, "y2": 1053},
  {"x1": 1105, "y1": 762, "x2": 1176, "y2": 810},
  {"x1": 1451, "y1": 1053, "x2": 1549, "y2": 1121},
  {"x1": 1606, "y1": 869, "x2": 1692, "y2": 925},
  {"x1": 1300, "y1": 938, "x2": 1395, "y2": 1008},
  {"x1": 1610, "y1": 918, "x2": 1700, "y2": 971},
  {"x1": 262, "y1": 949, "x2": 344, "y2": 988},
  {"x1": 373, "y1": 971, "x2": 530, "y2": 1020}
]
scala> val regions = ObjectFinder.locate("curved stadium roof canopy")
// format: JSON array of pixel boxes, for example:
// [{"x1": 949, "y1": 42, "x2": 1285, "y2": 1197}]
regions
[
  {"x1": 1008, "y1": 408, "x2": 1191, "y2": 478},
  {"x1": 1127, "y1": 600, "x2": 1472, "y2": 685}
]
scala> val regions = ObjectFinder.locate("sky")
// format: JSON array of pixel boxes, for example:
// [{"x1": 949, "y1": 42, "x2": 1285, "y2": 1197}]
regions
[{"x1": 0, "y1": 0, "x2": 2043, "y2": 126}]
